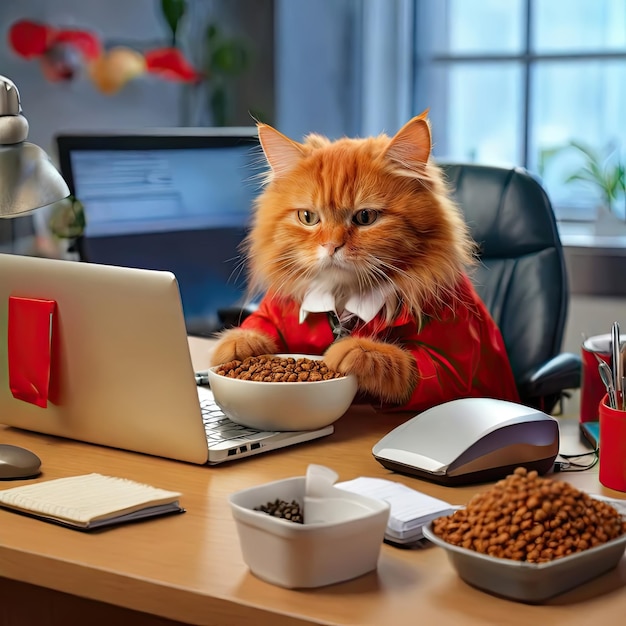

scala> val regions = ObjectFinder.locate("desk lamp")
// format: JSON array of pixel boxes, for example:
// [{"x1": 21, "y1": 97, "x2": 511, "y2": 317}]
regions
[
  {"x1": 0, "y1": 75, "x2": 70, "y2": 479},
  {"x1": 0, "y1": 75, "x2": 70, "y2": 217}
]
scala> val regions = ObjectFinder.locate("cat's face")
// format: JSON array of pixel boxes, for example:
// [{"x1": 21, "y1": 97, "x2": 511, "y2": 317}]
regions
[{"x1": 245, "y1": 113, "x2": 474, "y2": 318}]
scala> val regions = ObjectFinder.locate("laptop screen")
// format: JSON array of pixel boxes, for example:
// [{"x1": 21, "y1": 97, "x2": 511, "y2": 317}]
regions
[{"x1": 56, "y1": 129, "x2": 261, "y2": 336}]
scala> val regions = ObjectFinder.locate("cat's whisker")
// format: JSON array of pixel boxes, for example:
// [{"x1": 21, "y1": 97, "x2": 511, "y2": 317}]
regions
[
  {"x1": 360, "y1": 255, "x2": 451, "y2": 320},
  {"x1": 257, "y1": 255, "x2": 326, "y2": 300},
  {"x1": 227, "y1": 257, "x2": 248, "y2": 289}
]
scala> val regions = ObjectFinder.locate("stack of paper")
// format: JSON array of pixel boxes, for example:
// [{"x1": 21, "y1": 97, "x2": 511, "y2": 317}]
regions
[
  {"x1": 0, "y1": 473, "x2": 184, "y2": 530},
  {"x1": 336, "y1": 476, "x2": 455, "y2": 545}
]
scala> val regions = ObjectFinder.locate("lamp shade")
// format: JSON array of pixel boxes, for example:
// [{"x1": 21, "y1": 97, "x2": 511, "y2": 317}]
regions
[{"x1": 0, "y1": 75, "x2": 70, "y2": 218}]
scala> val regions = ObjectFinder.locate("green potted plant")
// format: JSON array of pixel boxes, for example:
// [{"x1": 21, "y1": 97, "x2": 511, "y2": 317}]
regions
[{"x1": 563, "y1": 140, "x2": 625, "y2": 219}]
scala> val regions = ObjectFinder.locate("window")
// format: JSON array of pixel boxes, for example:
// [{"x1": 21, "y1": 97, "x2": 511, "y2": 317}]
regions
[{"x1": 414, "y1": 0, "x2": 626, "y2": 222}]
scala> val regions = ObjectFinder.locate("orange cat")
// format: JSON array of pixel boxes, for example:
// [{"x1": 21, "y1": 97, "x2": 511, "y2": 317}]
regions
[{"x1": 210, "y1": 112, "x2": 519, "y2": 412}]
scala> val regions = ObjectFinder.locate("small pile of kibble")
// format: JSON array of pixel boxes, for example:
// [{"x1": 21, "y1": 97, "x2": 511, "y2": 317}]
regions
[
  {"x1": 432, "y1": 467, "x2": 626, "y2": 563},
  {"x1": 254, "y1": 498, "x2": 304, "y2": 523},
  {"x1": 215, "y1": 355, "x2": 345, "y2": 382}
]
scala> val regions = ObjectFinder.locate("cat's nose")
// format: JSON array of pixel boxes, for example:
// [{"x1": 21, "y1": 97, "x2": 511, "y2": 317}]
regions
[{"x1": 322, "y1": 241, "x2": 344, "y2": 256}]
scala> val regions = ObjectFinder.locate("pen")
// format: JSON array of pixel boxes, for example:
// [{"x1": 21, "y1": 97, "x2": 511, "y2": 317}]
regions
[{"x1": 612, "y1": 322, "x2": 622, "y2": 409}]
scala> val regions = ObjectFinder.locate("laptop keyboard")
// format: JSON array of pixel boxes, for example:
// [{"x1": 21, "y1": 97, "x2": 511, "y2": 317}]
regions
[{"x1": 199, "y1": 394, "x2": 276, "y2": 449}]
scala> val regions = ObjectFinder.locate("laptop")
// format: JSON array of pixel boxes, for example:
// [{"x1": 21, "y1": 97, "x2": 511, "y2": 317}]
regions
[
  {"x1": 55, "y1": 128, "x2": 262, "y2": 336},
  {"x1": 0, "y1": 253, "x2": 333, "y2": 464}
]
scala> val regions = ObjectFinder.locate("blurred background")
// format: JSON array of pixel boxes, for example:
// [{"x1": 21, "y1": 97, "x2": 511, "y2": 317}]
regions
[
  {"x1": 4, "y1": 0, "x2": 626, "y2": 226},
  {"x1": 1, "y1": 0, "x2": 625, "y2": 410}
]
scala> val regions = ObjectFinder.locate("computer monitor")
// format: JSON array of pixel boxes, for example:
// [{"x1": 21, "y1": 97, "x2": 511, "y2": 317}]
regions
[{"x1": 55, "y1": 128, "x2": 262, "y2": 335}]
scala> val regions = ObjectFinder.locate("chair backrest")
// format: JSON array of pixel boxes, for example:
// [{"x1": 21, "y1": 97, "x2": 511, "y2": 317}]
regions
[{"x1": 439, "y1": 163, "x2": 569, "y2": 387}]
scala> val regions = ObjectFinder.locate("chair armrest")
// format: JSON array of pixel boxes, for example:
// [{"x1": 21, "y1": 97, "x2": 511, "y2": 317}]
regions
[{"x1": 517, "y1": 352, "x2": 582, "y2": 401}]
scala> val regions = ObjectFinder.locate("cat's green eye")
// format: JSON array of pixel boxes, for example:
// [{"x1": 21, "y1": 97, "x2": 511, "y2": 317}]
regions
[
  {"x1": 352, "y1": 209, "x2": 379, "y2": 226},
  {"x1": 297, "y1": 210, "x2": 320, "y2": 226}
]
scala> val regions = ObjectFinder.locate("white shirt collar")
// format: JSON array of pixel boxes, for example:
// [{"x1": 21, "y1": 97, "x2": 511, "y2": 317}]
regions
[{"x1": 299, "y1": 287, "x2": 388, "y2": 325}]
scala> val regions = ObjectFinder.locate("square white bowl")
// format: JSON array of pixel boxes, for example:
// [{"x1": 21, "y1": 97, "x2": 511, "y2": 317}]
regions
[
  {"x1": 422, "y1": 520, "x2": 626, "y2": 603},
  {"x1": 228, "y1": 475, "x2": 390, "y2": 588}
]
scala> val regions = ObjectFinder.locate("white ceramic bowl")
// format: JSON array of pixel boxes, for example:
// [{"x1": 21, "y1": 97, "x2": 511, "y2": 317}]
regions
[
  {"x1": 422, "y1": 519, "x2": 626, "y2": 603},
  {"x1": 208, "y1": 354, "x2": 358, "y2": 431},
  {"x1": 228, "y1": 475, "x2": 390, "y2": 588}
]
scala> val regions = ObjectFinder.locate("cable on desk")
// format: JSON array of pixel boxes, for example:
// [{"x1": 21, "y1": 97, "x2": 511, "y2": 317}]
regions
[{"x1": 554, "y1": 447, "x2": 599, "y2": 472}]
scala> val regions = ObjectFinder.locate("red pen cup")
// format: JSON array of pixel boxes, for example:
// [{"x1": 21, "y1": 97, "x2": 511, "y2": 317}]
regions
[
  {"x1": 598, "y1": 393, "x2": 626, "y2": 492},
  {"x1": 581, "y1": 334, "x2": 613, "y2": 423}
]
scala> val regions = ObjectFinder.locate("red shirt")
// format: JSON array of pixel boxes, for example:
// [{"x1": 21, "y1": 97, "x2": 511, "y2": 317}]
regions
[{"x1": 241, "y1": 275, "x2": 520, "y2": 413}]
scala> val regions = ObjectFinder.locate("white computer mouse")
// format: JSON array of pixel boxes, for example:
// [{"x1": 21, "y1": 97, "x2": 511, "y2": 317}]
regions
[{"x1": 372, "y1": 397, "x2": 559, "y2": 486}]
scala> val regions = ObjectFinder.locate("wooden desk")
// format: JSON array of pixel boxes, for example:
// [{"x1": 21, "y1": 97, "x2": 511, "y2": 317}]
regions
[{"x1": 0, "y1": 337, "x2": 623, "y2": 626}]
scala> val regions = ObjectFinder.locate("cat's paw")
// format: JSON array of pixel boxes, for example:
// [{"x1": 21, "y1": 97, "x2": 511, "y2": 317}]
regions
[
  {"x1": 324, "y1": 337, "x2": 417, "y2": 405},
  {"x1": 210, "y1": 328, "x2": 278, "y2": 366}
]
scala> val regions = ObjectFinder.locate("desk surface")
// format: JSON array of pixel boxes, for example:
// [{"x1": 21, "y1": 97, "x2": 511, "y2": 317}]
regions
[{"x1": 0, "y1": 337, "x2": 623, "y2": 626}]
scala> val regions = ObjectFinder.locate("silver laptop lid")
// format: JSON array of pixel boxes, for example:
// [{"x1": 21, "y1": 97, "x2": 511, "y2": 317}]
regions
[{"x1": 0, "y1": 253, "x2": 210, "y2": 464}]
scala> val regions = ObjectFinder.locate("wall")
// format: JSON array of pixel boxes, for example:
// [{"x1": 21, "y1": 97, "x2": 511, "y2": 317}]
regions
[
  {"x1": 274, "y1": 0, "x2": 413, "y2": 141},
  {"x1": 275, "y1": 0, "x2": 362, "y2": 140},
  {"x1": 0, "y1": 0, "x2": 274, "y2": 155},
  {"x1": 1, "y1": 0, "x2": 180, "y2": 154},
  {"x1": 564, "y1": 246, "x2": 626, "y2": 298}
]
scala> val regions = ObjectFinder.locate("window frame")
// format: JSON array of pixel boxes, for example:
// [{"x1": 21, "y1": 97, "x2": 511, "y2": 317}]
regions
[{"x1": 413, "y1": 0, "x2": 626, "y2": 220}]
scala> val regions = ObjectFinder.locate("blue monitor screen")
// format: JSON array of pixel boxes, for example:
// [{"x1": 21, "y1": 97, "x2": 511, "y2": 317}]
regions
[
  {"x1": 57, "y1": 131, "x2": 262, "y2": 335},
  {"x1": 71, "y1": 147, "x2": 257, "y2": 237}
]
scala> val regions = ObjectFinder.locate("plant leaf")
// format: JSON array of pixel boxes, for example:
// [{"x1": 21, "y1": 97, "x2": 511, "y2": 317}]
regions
[
  {"x1": 568, "y1": 140, "x2": 601, "y2": 164},
  {"x1": 211, "y1": 41, "x2": 249, "y2": 75},
  {"x1": 160, "y1": 0, "x2": 187, "y2": 46},
  {"x1": 565, "y1": 171, "x2": 601, "y2": 185}
]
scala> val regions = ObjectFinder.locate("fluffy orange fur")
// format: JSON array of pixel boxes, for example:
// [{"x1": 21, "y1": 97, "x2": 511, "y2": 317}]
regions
[{"x1": 211, "y1": 113, "x2": 477, "y2": 404}]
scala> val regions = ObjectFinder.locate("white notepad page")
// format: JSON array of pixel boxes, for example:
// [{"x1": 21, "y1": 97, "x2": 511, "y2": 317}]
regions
[{"x1": 336, "y1": 476, "x2": 454, "y2": 535}]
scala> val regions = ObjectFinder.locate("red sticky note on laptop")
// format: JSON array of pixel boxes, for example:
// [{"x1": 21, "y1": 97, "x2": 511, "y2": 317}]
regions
[{"x1": 8, "y1": 296, "x2": 56, "y2": 408}]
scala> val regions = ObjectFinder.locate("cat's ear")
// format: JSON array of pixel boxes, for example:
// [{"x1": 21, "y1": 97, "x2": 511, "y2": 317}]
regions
[
  {"x1": 384, "y1": 110, "x2": 432, "y2": 170},
  {"x1": 257, "y1": 123, "x2": 305, "y2": 178}
]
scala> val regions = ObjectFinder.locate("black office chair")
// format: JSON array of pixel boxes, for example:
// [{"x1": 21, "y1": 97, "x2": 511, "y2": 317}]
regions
[{"x1": 439, "y1": 162, "x2": 581, "y2": 413}]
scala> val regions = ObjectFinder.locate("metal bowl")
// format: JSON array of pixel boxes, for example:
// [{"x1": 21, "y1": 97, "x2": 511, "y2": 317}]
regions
[{"x1": 422, "y1": 519, "x2": 626, "y2": 603}]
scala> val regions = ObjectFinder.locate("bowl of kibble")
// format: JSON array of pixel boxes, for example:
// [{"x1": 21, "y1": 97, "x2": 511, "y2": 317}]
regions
[
  {"x1": 228, "y1": 464, "x2": 390, "y2": 588},
  {"x1": 208, "y1": 354, "x2": 358, "y2": 431},
  {"x1": 422, "y1": 467, "x2": 626, "y2": 603}
]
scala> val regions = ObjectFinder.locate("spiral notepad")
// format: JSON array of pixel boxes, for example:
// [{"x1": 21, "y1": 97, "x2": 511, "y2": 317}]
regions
[{"x1": 0, "y1": 473, "x2": 184, "y2": 530}]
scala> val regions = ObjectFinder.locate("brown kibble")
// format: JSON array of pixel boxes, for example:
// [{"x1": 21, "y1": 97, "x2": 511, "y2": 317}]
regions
[
  {"x1": 530, "y1": 524, "x2": 545, "y2": 539},
  {"x1": 431, "y1": 467, "x2": 626, "y2": 564},
  {"x1": 494, "y1": 532, "x2": 510, "y2": 545},
  {"x1": 526, "y1": 496, "x2": 540, "y2": 510},
  {"x1": 254, "y1": 498, "x2": 304, "y2": 524},
  {"x1": 215, "y1": 355, "x2": 345, "y2": 382},
  {"x1": 527, "y1": 549, "x2": 541, "y2": 562}
]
